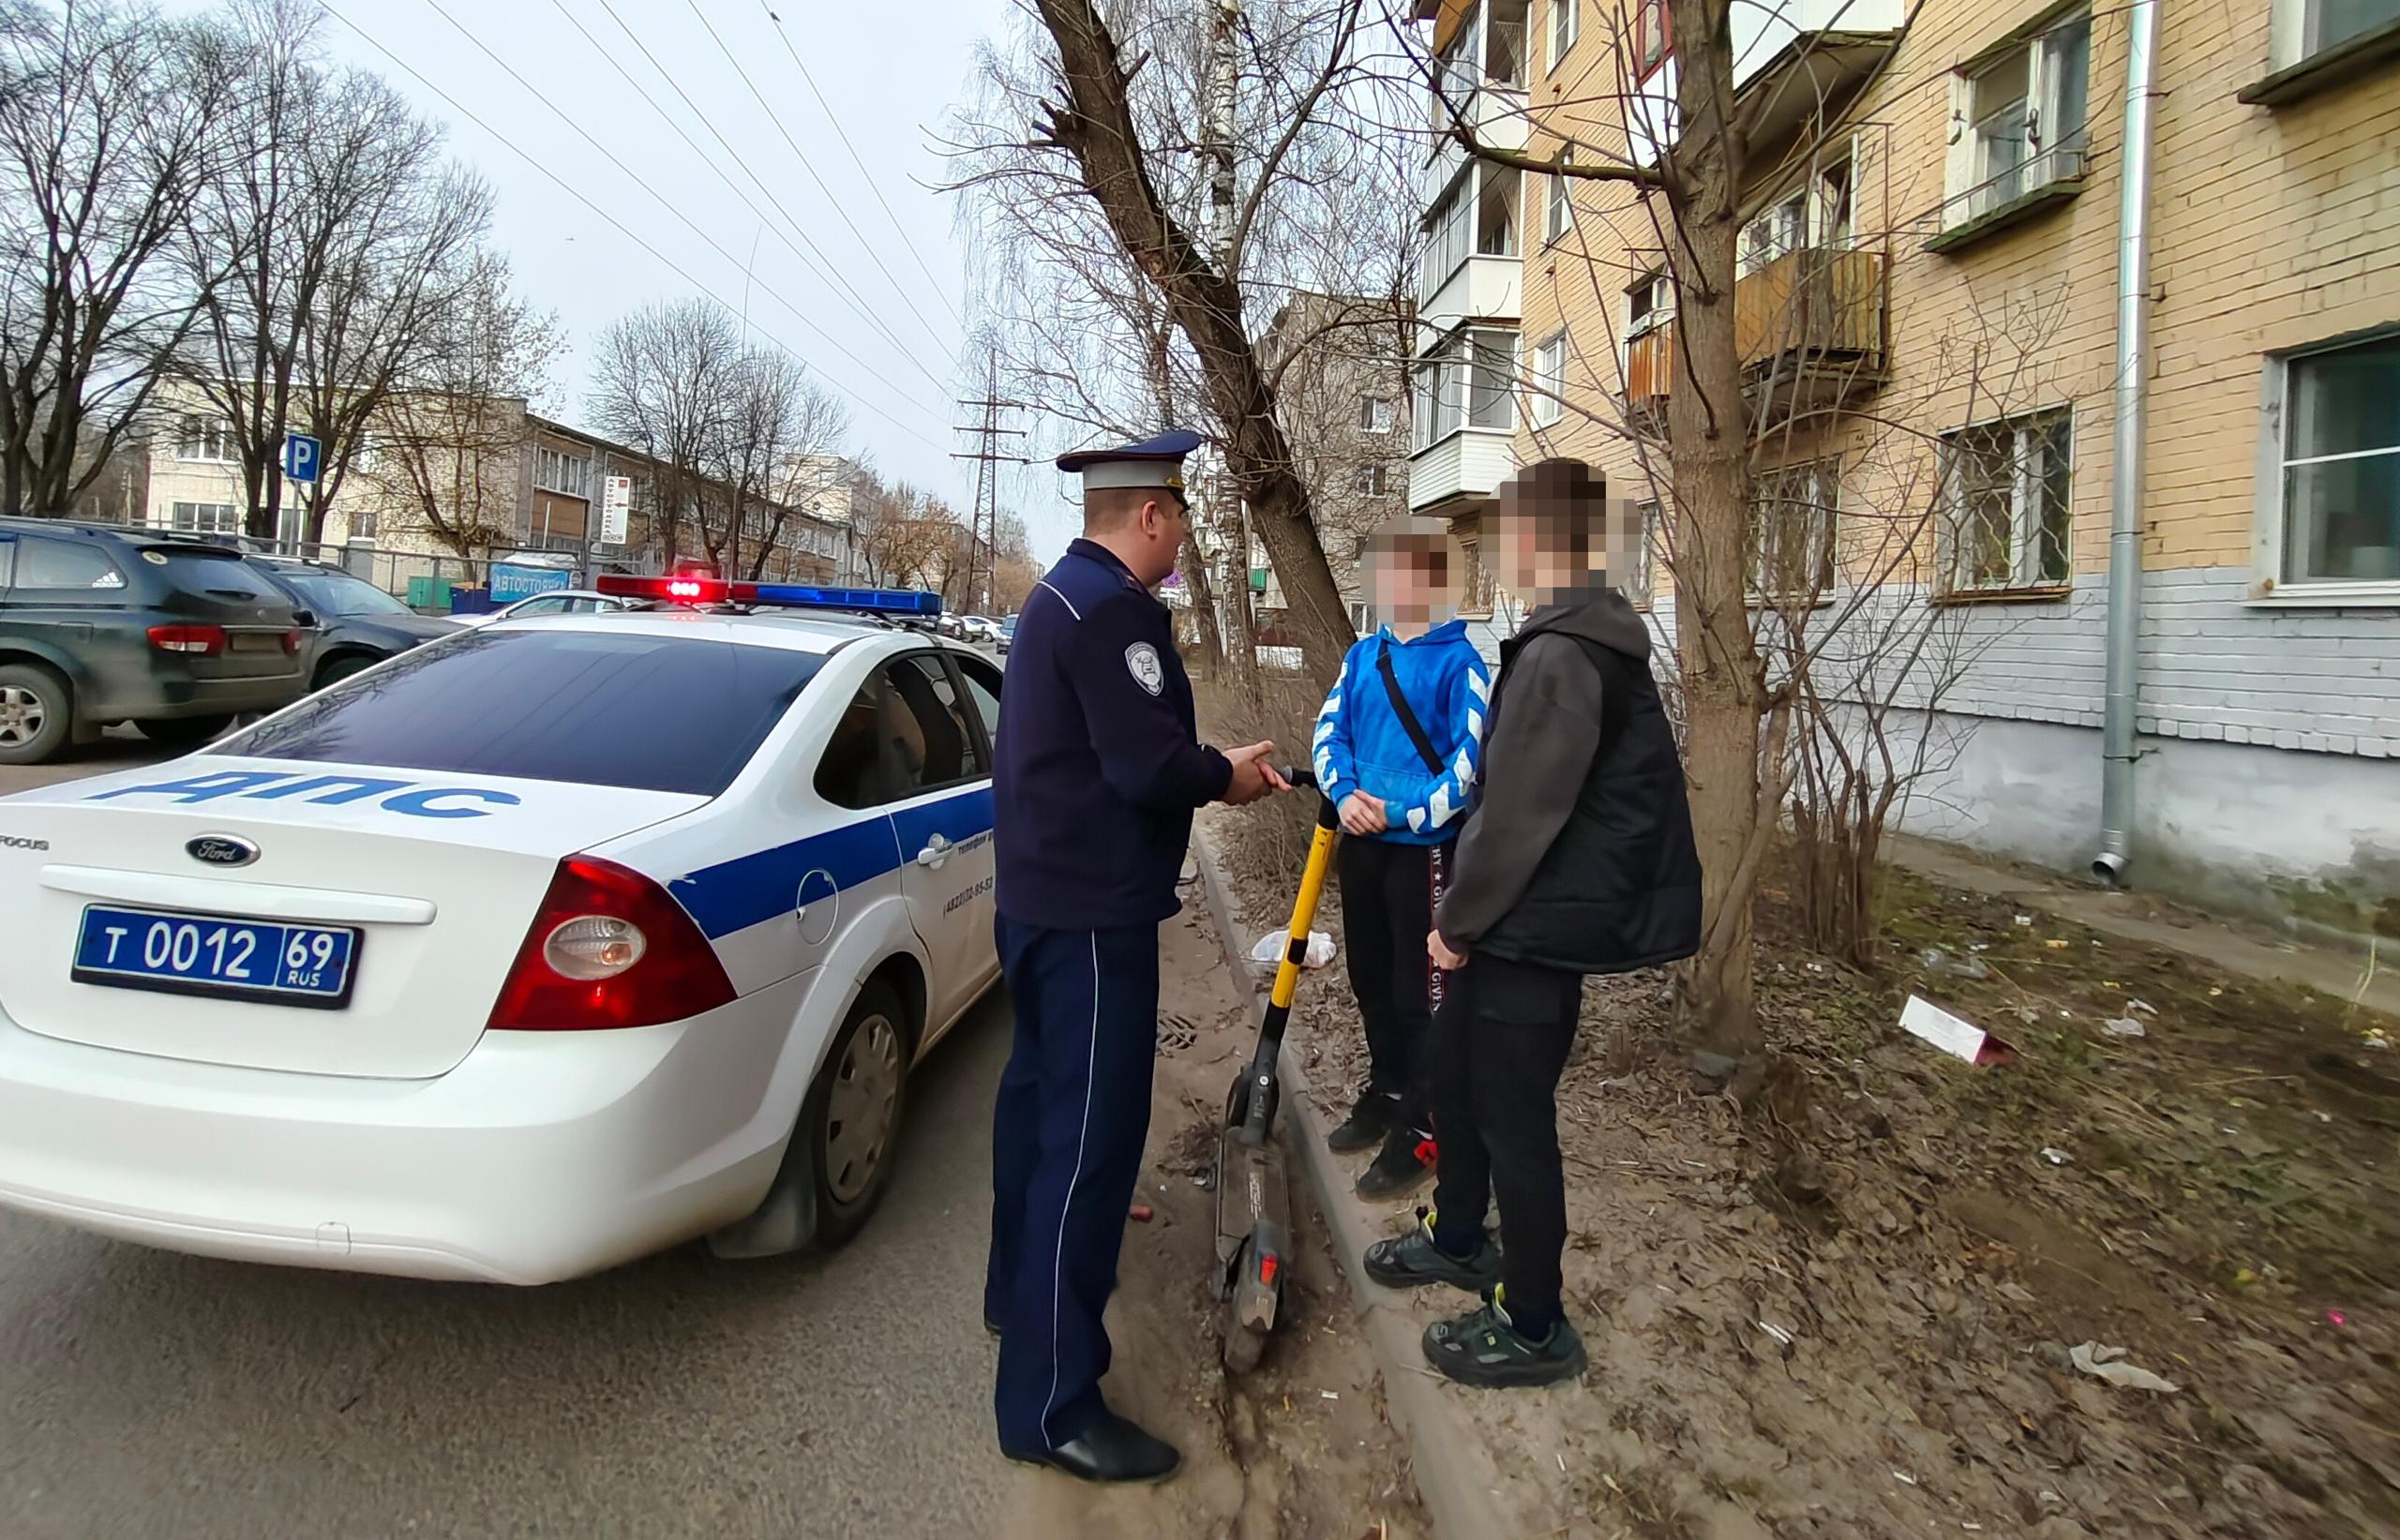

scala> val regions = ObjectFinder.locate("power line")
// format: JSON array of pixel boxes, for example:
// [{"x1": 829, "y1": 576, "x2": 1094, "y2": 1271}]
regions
[
  {"x1": 584, "y1": 0, "x2": 956, "y2": 381},
  {"x1": 951, "y1": 348, "x2": 1031, "y2": 615},
  {"x1": 541, "y1": 0, "x2": 953, "y2": 392},
  {"x1": 758, "y1": 2, "x2": 965, "y2": 331},
  {"x1": 402, "y1": 0, "x2": 952, "y2": 427},
  {"x1": 676, "y1": 0, "x2": 959, "y2": 366},
  {"x1": 312, "y1": 0, "x2": 949, "y2": 451}
]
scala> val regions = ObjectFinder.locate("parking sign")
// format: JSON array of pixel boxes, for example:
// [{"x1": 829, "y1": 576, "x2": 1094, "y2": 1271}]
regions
[{"x1": 282, "y1": 432, "x2": 322, "y2": 485}]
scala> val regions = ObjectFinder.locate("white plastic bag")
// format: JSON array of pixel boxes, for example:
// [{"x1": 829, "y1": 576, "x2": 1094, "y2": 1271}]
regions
[{"x1": 1251, "y1": 931, "x2": 1335, "y2": 969}]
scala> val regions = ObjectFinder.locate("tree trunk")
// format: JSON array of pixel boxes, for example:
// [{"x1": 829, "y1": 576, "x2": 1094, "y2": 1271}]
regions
[
  {"x1": 1219, "y1": 508, "x2": 1261, "y2": 705},
  {"x1": 1665, "y1": 0, "x2": 1766, "y2": 1069},
  {"x1": 1179, "y1": 529, "x2": 1224, "y2": 680},
  {"x1": 1029, "y1": 0, "x2": 1348, "y2": 694}
]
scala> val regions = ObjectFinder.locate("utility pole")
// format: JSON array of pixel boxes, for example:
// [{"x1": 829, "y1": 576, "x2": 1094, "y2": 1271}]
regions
[{"x1": 951, "y1": 346, "x2": 1028, "y2": 615}]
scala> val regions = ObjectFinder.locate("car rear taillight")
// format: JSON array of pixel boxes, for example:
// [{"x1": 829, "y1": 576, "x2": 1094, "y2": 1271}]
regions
[
  {"x1": 147, "y1": 624, "x2": 227, "y2": 656},
  {"x1": 487, "y1": 857, "x2": 735, "y2": 1031},
  {"x1": 281, "y1": 629, "x2": 304, "y2": 655}
]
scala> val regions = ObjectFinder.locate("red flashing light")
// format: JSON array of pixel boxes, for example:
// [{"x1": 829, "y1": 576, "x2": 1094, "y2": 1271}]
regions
[
  {"x1": 594, "y1": 574, "x2": 753, "y2": 607},
  {"x1": 1258, "y1": 1252, "x2": 1281, "y2": 1289},
  {"x1": 147, "y1": 623, "x2": 226, "y2": 656},
  {"x1": 486, "y1": 857, "x2": 736, "y2": 1030}
]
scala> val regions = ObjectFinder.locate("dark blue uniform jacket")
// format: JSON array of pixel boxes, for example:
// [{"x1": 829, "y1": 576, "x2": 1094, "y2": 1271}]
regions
[{"x1": 994, "y1": 539, "x2": 1230, "y2": 931}]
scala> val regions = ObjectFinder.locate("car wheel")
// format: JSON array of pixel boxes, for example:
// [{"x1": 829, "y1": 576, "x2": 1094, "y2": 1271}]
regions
[
  {"x1": 314, "y1": 653, "x2": 376, "y2": 691},
  {"x1": 804, "y1": 979, "x2": 911, "y2": 1249},
  {"x1": 0, "y1": 665, "x2": 71, "y2": 767},
  {"x1": 135, "y1": 714, "x2": 233, "y2": 748}
]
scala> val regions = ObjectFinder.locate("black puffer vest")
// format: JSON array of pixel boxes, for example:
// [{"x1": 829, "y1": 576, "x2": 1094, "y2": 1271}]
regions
[{"x1": 1478, "y1": 631, "x2": 1703, "y2": 974}]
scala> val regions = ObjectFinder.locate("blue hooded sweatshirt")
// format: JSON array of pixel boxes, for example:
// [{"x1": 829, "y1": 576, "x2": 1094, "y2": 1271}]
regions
[{"x1": 1311, "y1": 619, "x2": 1492, "y2": 845}]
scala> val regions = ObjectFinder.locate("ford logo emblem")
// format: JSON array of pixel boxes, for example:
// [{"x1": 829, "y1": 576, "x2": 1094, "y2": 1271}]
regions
[{"x1": 187, "y1": 834, "x2": 259, "y2": 868}]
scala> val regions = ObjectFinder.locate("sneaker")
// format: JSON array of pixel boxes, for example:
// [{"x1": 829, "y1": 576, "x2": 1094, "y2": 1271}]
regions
[
  {"x1": 1355, "y1": 1129, "x2": 1436, "y2": 1200},
  {"x1": 1327, "y1": 1092, "x2": 1395, "y2": 1154},
  {"x1": 1422, "y1": 1292, "x2": 1588, "y2": 1389},
  {"x1": 1362, "y1": 1207, "x2": 1501, "y2": 1293}
]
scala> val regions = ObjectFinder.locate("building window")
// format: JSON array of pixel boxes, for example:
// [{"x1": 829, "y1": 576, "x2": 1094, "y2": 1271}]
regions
[
  {"x1": 167, "y1": 501, "x2": 240, "y2": 536},
  {"x1": 1468, "y1": 331, "x2": 1518, "y2": 431},
  {"x1": 1532, "y1": 331, "x2": 1567, "y2": 426},
  {"x1": 1415, "y1": 350, "x2": 1462, "y2": 446},
  {"x1": 1628, "y1": 270, "x2": 1674, "y2": 336},
  {"x1": 1415, "y1": 328, "x2": 1519, "y2": 446},
  {"x1": 1633, "y1": 0, "x2": 1670, "y2": 76},
  {"x1": 533, "y1": 445, "x2": 591, "y2": 500},
  {"x1": 177, "y1": 415, "x2": 234, "y2": 463},
  {"x1": 1420, "y1": 183, "x2": 1473, "y2": 304},
  {"x1": 1629, "y1": 498, "x2": 1661, "y2": 601},
  {"x1": 1740, "y1": 189, "x2": 1807, "y2": 276},
  {"x1": 1942, "y1": 14, "x2": 2091, "y2": 228},
  {"x1": 1544, "y1": 148, "x2": 1575, "y2": 244},
  {"x1": 2272, "y1": 335, "x2": 2400, "y2": 586},
  {"x1": 1356, "y1": 464, "x2": 1391, "y2": 496},
  {"x1": 2285, "y1": 0, "x2": 2400, "y2": 67},
  {"x1": 1550, "y1": 0, "x2": 1579, "y2": 67},
  {"x1": 1750, "y1": 458, "x2": 1839, "y2": 599},
  {"x1": 351, "y1": 507, "x2": 381, "y2": 542},
  {"x1": 1941, "y1": 409, "x2": 2073, "y2": 594},
  {"x1": 1359, "y1": 396, "x2": 1395, "y2": 434}
]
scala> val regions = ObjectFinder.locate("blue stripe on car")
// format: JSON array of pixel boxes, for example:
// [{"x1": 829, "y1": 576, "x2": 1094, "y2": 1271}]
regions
[{"x1": 670, "y1": 785, "x2": 995, "y2": 940}]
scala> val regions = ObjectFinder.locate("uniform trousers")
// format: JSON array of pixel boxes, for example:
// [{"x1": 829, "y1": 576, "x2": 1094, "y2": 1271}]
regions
[{"x1": 983, "y1": 917, "x2": 1161, "y2": 1454}]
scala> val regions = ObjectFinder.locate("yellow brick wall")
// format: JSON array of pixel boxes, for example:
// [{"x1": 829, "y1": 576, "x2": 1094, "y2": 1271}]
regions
[{"x1": 1509, "y1": 0, "x2": 2400, "y2": 590}]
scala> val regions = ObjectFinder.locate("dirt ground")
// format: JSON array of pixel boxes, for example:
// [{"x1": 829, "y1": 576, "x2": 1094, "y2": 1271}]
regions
[
  {"x1": 1202, "y1": 794, "x2": 2400, "y2": 1540},
  {"x1": 999, "y1": 890, "x2": 1430, "y2": 1540}
]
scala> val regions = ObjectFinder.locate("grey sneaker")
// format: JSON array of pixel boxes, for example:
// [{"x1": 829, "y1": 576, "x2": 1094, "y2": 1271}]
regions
[
  {"x1": 1422, "y1": 1292, "x2": 1588, "y2": 1389},
  {"x1": 1362, "y1": 1208, "x2": 1501, "y2": 1293}
]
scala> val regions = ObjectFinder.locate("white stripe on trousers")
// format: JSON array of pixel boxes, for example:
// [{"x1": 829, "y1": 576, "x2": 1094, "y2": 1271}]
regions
[{"x1": 1038, "y1": 934, "x2": 1102, "y2": 1446}]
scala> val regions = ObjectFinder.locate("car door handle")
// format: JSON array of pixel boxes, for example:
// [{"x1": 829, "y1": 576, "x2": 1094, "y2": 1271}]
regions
[{"x1": 916, "y1": 835, "x2": 952, "y2": 869}]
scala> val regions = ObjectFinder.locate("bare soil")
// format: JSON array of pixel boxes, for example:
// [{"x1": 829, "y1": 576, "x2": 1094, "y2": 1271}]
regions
[
  {"x1": 1201, "y1": 793, "x2": 2400, "y2": 1540},
  {"x1": 998, "y1": 894, "x2": 1430, "y2": 1540}
]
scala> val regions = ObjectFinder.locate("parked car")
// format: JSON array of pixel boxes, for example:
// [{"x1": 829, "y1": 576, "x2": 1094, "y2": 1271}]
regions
[
  {"x1": 958, "y1": 616, "x2": 1002, "y2": 648},
  {"x1": 998, "y1": 614, "x2": 1018, "y2": 656},
  {"x1": 449, "y1": 591, "x2": 635, "y2": 629},
  {"x1": 248, "y1": 557, "x2": 459, "y2": 690},
  {"x1": 0, "y1": 519, "x2": 311, "y2": 766}
]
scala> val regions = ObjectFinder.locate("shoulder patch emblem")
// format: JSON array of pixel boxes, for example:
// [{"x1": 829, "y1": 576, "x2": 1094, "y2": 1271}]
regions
[{"x1": 1125, "y1": 641, "x2": 1165, "y2": 696}]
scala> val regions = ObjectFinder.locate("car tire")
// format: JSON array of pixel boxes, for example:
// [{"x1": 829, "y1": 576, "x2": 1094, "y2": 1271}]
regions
[
  {"x1": 0, "y1": 664, "x2": 72, "y2": 767},
  {"x1": 313, "y1": 653, "x2": 376, "y2": 691},
  {"x1": 803, "y1": 979, "x2": 912, "y2": 1250},
  {"x1": 135, "y1": 714, "x2": 233, "y2": 748}
]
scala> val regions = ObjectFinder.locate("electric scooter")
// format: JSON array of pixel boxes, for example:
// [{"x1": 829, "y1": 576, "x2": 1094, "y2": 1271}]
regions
[{"x1": 1214, "y1": 763, "x2": 1340, "y2": 1373}]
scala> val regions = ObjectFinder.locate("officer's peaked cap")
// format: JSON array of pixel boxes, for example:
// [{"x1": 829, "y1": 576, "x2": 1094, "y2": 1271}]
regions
[{"x1": 1057, "y1": 429, "x2": 1201, "y2": 495}]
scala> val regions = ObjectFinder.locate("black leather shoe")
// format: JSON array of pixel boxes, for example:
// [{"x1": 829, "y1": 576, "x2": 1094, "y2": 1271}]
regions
[{"x1": 1003, "y1": 1409, "x2": 1181, "y2": 1486}]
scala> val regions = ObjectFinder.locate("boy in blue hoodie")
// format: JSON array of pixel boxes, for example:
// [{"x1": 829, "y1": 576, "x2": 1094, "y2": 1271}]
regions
[{"x1": 1312, "y1": 516, "x2": 1491, "y2": 1199}]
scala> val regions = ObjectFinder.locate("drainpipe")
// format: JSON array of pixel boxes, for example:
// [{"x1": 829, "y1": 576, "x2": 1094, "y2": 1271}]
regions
[{"x1": 2094, "y1": 0, "x2": 2160, "y2": 889}]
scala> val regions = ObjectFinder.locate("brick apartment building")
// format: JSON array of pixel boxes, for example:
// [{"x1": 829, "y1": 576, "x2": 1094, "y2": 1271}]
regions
[{"x1": 1407, "y1": 0, "x2": 2400, "y2": 940}]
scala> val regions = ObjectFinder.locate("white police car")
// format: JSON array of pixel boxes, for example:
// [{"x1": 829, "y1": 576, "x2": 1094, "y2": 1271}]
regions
[{"x1": 0, "y1": 576, "x2": 1003, "y2": 1283}]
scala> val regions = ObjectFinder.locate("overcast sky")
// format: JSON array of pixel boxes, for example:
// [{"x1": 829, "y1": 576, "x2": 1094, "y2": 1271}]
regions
[{"x1": 161, "y1": 0, "x2": 1083, "y2": 560}]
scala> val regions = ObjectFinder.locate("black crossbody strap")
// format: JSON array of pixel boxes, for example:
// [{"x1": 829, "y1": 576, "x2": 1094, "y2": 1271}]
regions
[{"x1": 1374, "y1": 639, "x2": 1446, "y2": 775}]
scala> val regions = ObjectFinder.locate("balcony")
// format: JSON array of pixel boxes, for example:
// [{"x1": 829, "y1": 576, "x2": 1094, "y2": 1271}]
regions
[
  {"x1": 1420, "y1": 252, "x2": 1522, "y2": 335},
  {"x1": 1624, "y1": 247, "x2": 1887, "y2": 421},
  {"x1": 1408, "y1": 429, "x2": 1518, "y2": 514}
]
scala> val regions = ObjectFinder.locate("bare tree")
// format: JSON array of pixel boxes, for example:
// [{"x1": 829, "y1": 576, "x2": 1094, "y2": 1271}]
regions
[
  {"x1": 354, "y1": 253, "x2": 560, "y2": 558},
  {"x1": 742, "y1": 379, "x2": 851, "y2": 582},
  {"x1": 0, "y1": 0, "x2": 232, "y2": 515},
  {"x1": 587, "y1": 298, "x2": 742, "y2": 566}
]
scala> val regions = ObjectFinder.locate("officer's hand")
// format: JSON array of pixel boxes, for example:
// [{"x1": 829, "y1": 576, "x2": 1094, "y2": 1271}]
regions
[
  {"x1": 1429, "y1": 930, "x2": 1469, "y2": 970},
  {"x1": 1220, "y1": 741, "x2": 1282, "y2": 806},
  {"x1": 1339, "y1": 792, "x2": 1388, "y2": 837}
]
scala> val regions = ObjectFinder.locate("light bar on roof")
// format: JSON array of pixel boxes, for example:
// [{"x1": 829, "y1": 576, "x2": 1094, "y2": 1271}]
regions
[{"x1": 748, "y1": 583, "x2": 942, "y2": 617}]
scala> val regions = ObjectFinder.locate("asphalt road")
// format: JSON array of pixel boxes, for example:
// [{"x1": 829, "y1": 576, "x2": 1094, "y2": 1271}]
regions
[{"x1": 0, "y1": 736, "x2": 1025, "y2": 1539}]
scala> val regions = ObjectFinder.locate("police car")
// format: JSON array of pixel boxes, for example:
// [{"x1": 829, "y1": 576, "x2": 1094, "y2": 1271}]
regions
[{"x1": 0, "y1": 576, "x2": 1002, "y2": 1283}]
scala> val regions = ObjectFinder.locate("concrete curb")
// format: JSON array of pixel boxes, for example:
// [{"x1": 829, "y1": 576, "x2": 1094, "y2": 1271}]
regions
[{"x1": 1190, "y1": 828, "x2": 1504, "y2": 1540}]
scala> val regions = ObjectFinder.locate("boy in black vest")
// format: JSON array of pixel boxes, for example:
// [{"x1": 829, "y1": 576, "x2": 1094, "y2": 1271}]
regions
[{"x1": 1360, "y1": 457, "x2": 1702, "y2": 1388}]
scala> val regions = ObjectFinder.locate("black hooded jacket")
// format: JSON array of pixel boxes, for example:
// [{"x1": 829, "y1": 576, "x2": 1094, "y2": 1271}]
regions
[{"x1": 1432, "y1": 590, "x2": 1702, "y2": 975}]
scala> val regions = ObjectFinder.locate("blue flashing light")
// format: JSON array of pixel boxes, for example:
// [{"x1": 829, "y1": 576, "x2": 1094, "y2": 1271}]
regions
[{"x1": 748, "y1": 584, "x2": 942, "y2": 617}]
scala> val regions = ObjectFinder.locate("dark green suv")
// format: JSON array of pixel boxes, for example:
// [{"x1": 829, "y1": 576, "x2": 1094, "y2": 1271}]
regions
[{"x1": 0, "y1": 519, "x2": 313, "y2": 765}]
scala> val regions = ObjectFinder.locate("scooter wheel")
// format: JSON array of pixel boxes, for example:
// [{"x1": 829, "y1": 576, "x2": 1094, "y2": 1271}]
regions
[{"x1": 1222, "y1": 1316, "x2": 1268, "y2": 1374}]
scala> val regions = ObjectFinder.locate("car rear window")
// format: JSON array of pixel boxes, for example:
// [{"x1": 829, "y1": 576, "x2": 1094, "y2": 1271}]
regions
[
  {"x1": 213, "y1": 631, "x2": 826, "y2": 796},
  {"x1": 155, "y1": 549, "x2": 290, "y2": 604}
]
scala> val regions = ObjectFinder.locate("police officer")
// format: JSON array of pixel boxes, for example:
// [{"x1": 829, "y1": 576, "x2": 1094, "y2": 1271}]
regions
[{"x1": 984, "y1": 430, "x2": 1285, "y2": 1485}]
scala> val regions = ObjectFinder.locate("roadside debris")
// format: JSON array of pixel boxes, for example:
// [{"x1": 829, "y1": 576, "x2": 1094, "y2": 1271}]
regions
[
  {"x1": 1901, "y1": 995, "x2": 2015, "y2": 1066},
  {"x1": 1250, "y1": 931, "x2": 1335, "y2": 968},
  {"x1": 2040, "y1": 1147, "x2": 2071, "y2": 1165},
  {"x1": 2069, "y1": 1341, "x2": 2182, "y2": 1394},
  {"x1": 2103, "y1": 1016, "x2": 2148, "y2": 1039},
  {"x1": 1128, "y1": 1202, "x2": 1155, "y2": 1223},
  {"x1": 1917, "y1": 946, "x2": 1991, "y2": 981}
]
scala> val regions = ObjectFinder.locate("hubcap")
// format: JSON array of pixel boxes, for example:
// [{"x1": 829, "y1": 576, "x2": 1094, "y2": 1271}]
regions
[
  {"x1": 0, "y1": 685, "x2": 47, "y2": 746},
  {"x1": 823, "y1": 1013, "x2": 902, "y2": 1204}
]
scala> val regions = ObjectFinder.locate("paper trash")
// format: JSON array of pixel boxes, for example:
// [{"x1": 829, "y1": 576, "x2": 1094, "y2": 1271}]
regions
[
  {"x1": 1900, "y1": 994, "x2": 2015, "y2": 1066},
  {"x1": 1252, "y1": 931, "x2": 1335, "y2": 969},
  {"x1": 2069, "y1": 1341, "x2": 2181, "y2": 1394}
]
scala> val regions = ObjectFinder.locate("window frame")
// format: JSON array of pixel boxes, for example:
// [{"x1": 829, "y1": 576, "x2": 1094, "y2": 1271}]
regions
[
  {"x1": 1549, "y1": 0, "x2": 1580, "y2": 71},
  {"x1": 1543, "y1": 147, "x2": 1576, "y2": 245},
  {"x1": 2251, "y1": 328, "x2": 2400, "y2": 606},
  {"x1": 1936, "y1": 406, "x2": 2077, "y2": 600},
  {"x1": 1936, "y1": 10, "x2": 2093, "y2": 236},
  {"x1": 167, "y1": 501, "x2": 241, "y2": 537},
  {"x1": 1359, "y1": 395, "x2": 1395, "y2": 434},
  {"x1": 176, "y1": 414, "x2": 235, "y2": 464},
  {"x1": 1748, "y1": 457, "x2": 1841, "y2": 604},
  {"x1": 1355, "y1": 462, "x2": 1392, "y2": 496},
  {"x1": 1633, "y1": 0, "x2": 1671, "y2": 78},
  {"x1": 1531, "y1": 330, "x2": 1568, "y2": 427}
]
